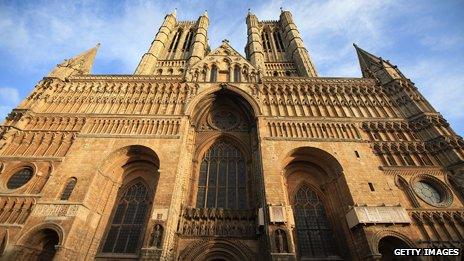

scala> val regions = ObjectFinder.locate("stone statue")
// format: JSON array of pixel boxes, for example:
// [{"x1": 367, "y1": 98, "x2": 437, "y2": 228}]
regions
[
  {"x1": 275, "y1": 229, "x2": 287, "y2": 253},
  {"x1": 150, "y1": 224, "x2": 163, "y2": 248}
]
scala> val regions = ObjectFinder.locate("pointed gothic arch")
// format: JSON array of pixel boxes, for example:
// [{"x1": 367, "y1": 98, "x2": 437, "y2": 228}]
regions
[
  {"x1": 96, "y1": 145, "x2": 160, "y2": 258},
  {"x1": 283, "y1": 147, "x2": 350, "y2": 259},
  {"x1": 184, "y1": 84, "x2": 262, "y2": 117}
]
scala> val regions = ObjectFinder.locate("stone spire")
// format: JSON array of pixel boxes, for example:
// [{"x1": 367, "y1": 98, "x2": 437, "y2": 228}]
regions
[
  {"x1": 354, "y1": 44, "x2": 405, "y2": 84},
  {"x1": 48, "y1": 44, "x2": 99, "y2": 80}
]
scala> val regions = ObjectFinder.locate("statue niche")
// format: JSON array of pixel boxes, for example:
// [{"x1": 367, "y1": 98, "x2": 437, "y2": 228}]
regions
[{"x1": 275, "y1": 229, "x2": 289, "y2": 253}]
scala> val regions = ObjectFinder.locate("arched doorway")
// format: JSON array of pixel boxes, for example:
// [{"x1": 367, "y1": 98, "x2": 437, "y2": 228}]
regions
[
  {"x1": 283, "y1": 147, "x2": 350, "y2": 259},
  {"x1": 19, "y1": 228, "x2": 60, "y2": 261},
  {"x1": 378, "y1": 236, "x2": 415, "y2": 261}
]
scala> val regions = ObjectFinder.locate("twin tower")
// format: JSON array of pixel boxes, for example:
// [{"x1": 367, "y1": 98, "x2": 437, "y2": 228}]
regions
[{"x1": 135, "y1": 10, "x2": 318, "y2": 78}]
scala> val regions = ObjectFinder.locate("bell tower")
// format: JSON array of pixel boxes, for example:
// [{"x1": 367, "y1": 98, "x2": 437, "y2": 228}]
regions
[
  {"x1": 135, "y1": 10, "x2": 210, "y2": 75},
  {"x1": 245, "y1": 9, "x2": 318, "y2": 77}
]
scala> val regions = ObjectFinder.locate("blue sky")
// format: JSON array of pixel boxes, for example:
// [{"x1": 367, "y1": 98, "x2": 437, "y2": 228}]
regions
[{"x1": 0, "y1": 0, "x2": 463, "y2": 135}]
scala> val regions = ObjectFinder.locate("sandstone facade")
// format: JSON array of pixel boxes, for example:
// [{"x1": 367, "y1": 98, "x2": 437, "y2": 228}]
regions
[{"x1": 0, "y1": 9, "x2": 463, "y2": 261}]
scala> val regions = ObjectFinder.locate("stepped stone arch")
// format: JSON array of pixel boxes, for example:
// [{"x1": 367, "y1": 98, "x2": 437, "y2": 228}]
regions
[
  {"x1": 15, "y1": 222, "x2": 64, "y2": 260},
  {"x1": 95, "y1": 145, "x2": 161, "y2": 257},
  {"x1": 371, "y1": 230, "x2": 417, "y2": 259},
  {"x1": 283, "y1": 146, "x2": 350, "y2": 259},
  {"x1": 185, "y1": 83, "x2": 262, "y2": 117},
  {"x1": 178, "y1": 239, "x2": 255, "y2": 261},
  {"x1": 98, "y1": 144, "x2": 160, "y2": 176},
  {"x1": 283, "y1": 146, "x2": 344, "y2": 179}
]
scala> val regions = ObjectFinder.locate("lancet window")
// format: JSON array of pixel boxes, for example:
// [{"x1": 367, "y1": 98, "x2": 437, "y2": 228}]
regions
[
  {"x1": 60, "y1": 178, "x2": 77, "y2": 200},
  {"x1": 210, "y1": 65, "x2": 218, "y2": 82}
]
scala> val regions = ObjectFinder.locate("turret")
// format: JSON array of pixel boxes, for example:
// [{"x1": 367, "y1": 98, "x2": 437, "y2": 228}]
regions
[
  {"x1": 245, "y1": 9, "x2": 317, "y2": 77},
  {"x1": 245, "y1": 10, "x2": 265, "y2": 71},
  {"x1": 279, "y1": 10, "x2": 317, "y2": 77},
  {"x1": 135, "y1": 11, "x2": 177, "y2": 74},
  {"x1": 188, "y1": 11, "x2": 209, "y2": 66}
]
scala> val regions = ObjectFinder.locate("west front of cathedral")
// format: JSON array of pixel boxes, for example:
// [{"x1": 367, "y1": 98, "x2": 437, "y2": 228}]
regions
[{"x1": 0, "y1": 9, "x2": 463, "y2": 261}]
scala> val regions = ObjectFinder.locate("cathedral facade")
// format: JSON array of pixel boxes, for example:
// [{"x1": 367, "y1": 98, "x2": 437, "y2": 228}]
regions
[{"x1": 0, "y1": 9, "x2": 463, "y2": 261}]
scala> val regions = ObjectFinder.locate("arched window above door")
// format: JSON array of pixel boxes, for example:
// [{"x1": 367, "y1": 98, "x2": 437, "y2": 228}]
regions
[
  {"x1": 196, "y1": 141, "x2": 247, "y2": 209},
  {"x1": 293, "y1": 184, "x2": 338, "y2": 258}
]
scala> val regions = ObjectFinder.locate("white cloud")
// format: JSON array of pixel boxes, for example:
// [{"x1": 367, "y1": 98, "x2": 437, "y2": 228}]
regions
[
  {"x1": 0, "y1": 1, "x2": 171, "y2": 73},
  {"x1": 0, "y1": 87, "x2": 20, "y2": 104},
  {"x1": 402, "y1": 59, "x2": 464, "y2": 119}
]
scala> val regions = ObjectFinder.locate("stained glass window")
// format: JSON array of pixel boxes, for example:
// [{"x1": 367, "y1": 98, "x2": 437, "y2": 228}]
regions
[
  {"x1": 413, "y1": 181, "x2": 442, "y2": 204},
  {"x1": 7, "y1": 168, "x2": 33, "y2": 189},
  {"x1": 60, "y1": 178, "x2": 77, "y2": 200},
  {"x1": 102, "y1": 182, "x2": 149, "y2": 254},
  {"x1": 196, "y1": 141, "x2": 247, "y2": 209},
  {"x1": 293, "y1": 185, "x2": 337, "y2": 257}
]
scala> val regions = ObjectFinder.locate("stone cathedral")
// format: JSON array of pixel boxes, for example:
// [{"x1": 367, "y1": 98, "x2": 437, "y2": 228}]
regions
[{"x1": 0, "y1": 9, "x2": 463, "y2": 261}]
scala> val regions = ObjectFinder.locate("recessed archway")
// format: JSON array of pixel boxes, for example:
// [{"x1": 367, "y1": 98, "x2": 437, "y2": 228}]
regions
[
  {"x1": 283, "y1": 146, "x2": 349, "y2": 259},
  {"x1": 96, "y1": 145, "x2": 160, "y2": 258},
  {"x1": 378, "y1": 236, "x2": 415, "y2": 260},
  {"x1": 17, "y1": 227, "x2": 61, "y2": 261}
]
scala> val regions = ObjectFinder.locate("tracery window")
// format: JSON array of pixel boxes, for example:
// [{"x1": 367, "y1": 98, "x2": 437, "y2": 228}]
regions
[
  {"x1": 294, "y1": 185, "x2": 337, "y2": 258},
  {"x1": 413, "y1": 181, "x2": 442, "y2": 205},
  {"x1": 196, "y1": 141, "x2": 247, "y2": 209},
  {"x1": 102, "y1": 182, "x2": 150, "y2": 254},
  {"x1": 60, "y1": 178, "x2": 77, "y2": 200}
]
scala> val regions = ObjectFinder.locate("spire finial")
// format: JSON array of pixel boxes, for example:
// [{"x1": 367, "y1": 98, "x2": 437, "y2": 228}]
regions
[
  {"x1": 203, "y1": 10, "x2": 208, "y2": 16},
  {"x1": 280, "y1": 6, "x2": 283, "y2": 13}
]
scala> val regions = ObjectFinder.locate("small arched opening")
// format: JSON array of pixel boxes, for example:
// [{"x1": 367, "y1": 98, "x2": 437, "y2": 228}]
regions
[{"x1": 18, "y1": 228, "x2": 61, "y2": 261}]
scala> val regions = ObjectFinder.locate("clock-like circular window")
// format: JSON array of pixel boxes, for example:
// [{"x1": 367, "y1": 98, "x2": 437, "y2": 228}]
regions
[
  {"x1": 413, "y1": 181, "x2": 442, "y2": 204},
  {"x1": 412, "y1": 176, "x2": 452, "y2": 207},
  {"x1": 7, "y1": 168, "x2": 34, "y2": 189}
]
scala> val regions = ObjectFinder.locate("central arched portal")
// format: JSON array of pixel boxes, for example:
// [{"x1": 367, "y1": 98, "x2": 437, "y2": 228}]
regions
[
  {"x1": 179, "y1": 88, "x2": 260, "y2": 258},
  {"x1": 188, "y1": 89, "x2": 259, "y2": 211}
]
